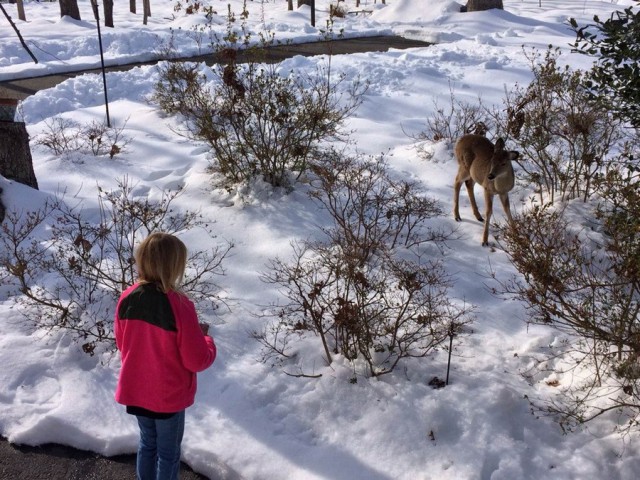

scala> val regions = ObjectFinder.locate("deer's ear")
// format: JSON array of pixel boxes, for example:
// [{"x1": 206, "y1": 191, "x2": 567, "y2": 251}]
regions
[
  {"x1": 509, "y1": 151, "x2": 520, "y2": 160},
  {"x1": 494, "y1": 138, "x2": 505, "y2": 151}
]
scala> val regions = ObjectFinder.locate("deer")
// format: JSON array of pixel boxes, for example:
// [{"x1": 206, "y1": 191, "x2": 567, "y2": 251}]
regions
[{"x1": 453, "y1": 134, "x2": 519, "y2": 246}]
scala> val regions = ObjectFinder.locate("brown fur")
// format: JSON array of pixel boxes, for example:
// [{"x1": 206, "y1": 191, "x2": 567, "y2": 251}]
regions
[{"x1": 453, "y1": 134, "x2": 519, "y2": 246}]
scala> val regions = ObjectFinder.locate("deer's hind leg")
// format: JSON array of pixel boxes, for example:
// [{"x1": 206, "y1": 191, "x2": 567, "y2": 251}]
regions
[
  {"x1": 465, "y1": 179, "x2": 483, "y2": 222},
  {"x1": 453, "y1": 169, "x2": 467, "y2": 222}
]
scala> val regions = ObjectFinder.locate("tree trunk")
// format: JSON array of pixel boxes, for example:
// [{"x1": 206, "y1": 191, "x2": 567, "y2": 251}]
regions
[
  {"x1": 297, "y1": 0, "x2": 311, "y2": 7},
  {"x1": 103, "y1": 0, "x2": 114, "y2": 27},
  {"x1": 287, "y1": 0, "x2": 293, "y2": 11},
  {"x1": 16, "y1": 0, "x2": 26, "y2": 21},
  {"x1": 143, "y1": 0, "x2": 151, "y2": 24},
  {"x1": 130, "y1": 0, "x2": 136, "y2": 14},
  {"x1": 59, "y1": 0, "x2": 81, "y2": 20},
  {"x1": 0, "y1": 185, "x2": 5, "y2": 223},
  {"x1": 0, "y1": 122, "x2": 39, "y2": 190},
  {"x1": 91, "y1": 0, "x2": 99, "y2": 21},
  {"x1": 466, "y1": 0, "x2": 503, "y2": 11}
]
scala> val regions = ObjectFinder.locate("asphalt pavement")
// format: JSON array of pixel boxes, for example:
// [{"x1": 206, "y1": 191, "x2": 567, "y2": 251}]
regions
[
  {"x1": 0, "y1": 35, "x2": 431, "y2": 100},
  {"x1": 0, "y1": 34, "x2": 430, "y2": 480},
  {"x1": 0, "y1": 435, "x2": 209, "y2": 480}
]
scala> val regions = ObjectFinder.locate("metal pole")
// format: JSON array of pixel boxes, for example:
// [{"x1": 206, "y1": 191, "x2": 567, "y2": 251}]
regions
[
  {"x1": 91, "y1": 0, "x2": 111, "y2": 127},
  {"x1": 445, "y1": 331, "x2": 454, "y2": 385}
]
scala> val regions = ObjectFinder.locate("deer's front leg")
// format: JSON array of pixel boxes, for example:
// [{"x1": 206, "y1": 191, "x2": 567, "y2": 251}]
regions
[
  {"x1": 482, "y1": 191, "x2": 494, "y2": 246},
  {"x1": 499, "y1": 193, "x2": 513, "y2": 224}
]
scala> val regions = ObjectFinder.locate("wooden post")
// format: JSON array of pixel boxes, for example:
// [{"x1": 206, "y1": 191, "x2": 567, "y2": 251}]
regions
[
  {"x1": 16, "y1": 0, "x2": 26, "y2": 21},
  {"x1": 296, "y1": 0, "x2": 314, "y2": 26},
  {"x1": 142, "y1": 0, "x2": 150, "y2": 25}
]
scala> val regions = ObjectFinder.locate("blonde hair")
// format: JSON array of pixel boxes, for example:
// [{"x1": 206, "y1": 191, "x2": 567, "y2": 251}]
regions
[{"x1": 135, "y1": 232, "x2": 187, "y2": 293}]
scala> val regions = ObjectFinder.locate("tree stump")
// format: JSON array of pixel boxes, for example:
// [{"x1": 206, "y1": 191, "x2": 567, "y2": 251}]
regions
[
  {"x1": 297, "y1": 0, "x2": 312, "y2": 7},
  {"x1": 466, "y1": 0, "x2": 503, "y2": 11},
  {"x1": 0, "y1": 121, "x2": 39, "y2": 190}
]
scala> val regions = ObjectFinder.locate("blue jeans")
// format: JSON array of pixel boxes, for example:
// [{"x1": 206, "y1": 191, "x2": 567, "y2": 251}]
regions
[{"x1": 136, "y1": 410, "x2": 185, "y2": 480}]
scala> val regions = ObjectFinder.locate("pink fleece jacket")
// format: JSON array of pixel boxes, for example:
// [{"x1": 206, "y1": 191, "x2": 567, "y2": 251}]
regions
[{"x1": 115, "y1": 283, "x2": 216, "y2": 413}]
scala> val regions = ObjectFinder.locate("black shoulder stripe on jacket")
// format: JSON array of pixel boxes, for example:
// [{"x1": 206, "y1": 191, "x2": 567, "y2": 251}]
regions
[{"x1": 118, "y1": 283, "x2": 177, "y2": 332}]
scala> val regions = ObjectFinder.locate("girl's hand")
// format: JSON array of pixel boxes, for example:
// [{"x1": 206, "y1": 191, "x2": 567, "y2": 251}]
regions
[{"x1": 199, "y1": 322, "x2": 210, "y2": 336}]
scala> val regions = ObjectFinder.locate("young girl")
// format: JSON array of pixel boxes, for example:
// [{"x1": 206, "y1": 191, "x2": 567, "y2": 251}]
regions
[{"x1": 115, "y1": 232, "x2": 216, "y2": 480}]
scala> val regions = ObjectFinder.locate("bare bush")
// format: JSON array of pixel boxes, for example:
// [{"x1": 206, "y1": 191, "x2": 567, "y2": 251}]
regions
[
  {"x1": 152, "y1": 20, "x2": 367, "y2": 190},
  {"x1": 411, "y1": 85, "x2": 490, "y2": 160},
  {"x1": 259, "y1": 150, "x2": 472, "y2": 378},
  {"x1": 33, "y1": 117, "x2": 81, "y2": 155},
  {"x1": 0, "y1": 178, "x2": 231, "y2": 355},
  {"x1": 494, "y1": 156, "x2": 640, "y2": 431},
  {"x1": 329, "y1": 2, "x2": 347, "y2": 18},
  {"x1": 34, "y1": 116, "x2": 132, "y2": 159},
  {"x1": 492, "y1": 47, "x2": 623, "y2": 203}
]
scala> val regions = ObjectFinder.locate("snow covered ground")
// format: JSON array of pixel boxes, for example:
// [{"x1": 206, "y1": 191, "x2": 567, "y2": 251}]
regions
[{"x1": 1, "y1": 0, "x2": 639, "y2": 478}]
